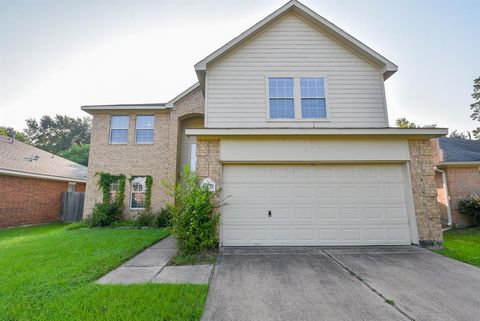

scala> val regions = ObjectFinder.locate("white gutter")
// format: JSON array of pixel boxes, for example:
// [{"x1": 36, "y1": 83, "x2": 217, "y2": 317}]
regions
[
  {"x1": 435, "y1": 167, "x2": 452, "y2": 226},
  {"x1": 0, "y1": 168, "x2": 86, "y2": 183}
]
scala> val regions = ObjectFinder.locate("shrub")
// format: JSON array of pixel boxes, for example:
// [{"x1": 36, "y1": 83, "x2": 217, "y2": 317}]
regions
[
  {"x1": 154, "y1": 206, "x2": 173, "y2": 228},
  {"x1": 90, "y1": 202, "x2": 122, "y2": 227},
  {"x1": 134, "y1": 210, "x2": 156, "y2": 227},
  {"x1": 458, "y1": 195, "x2": 480, "y2": 226},
  {"x1": 167, "y1": 167, "x2": 221, "y2": 255},
  {"x1": 65, "y1": 220, "x2": 89, "y2": 230}
]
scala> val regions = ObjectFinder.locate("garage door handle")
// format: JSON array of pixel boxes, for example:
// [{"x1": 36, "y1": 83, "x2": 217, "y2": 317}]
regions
[{"x1": 268, "y1": 210, "x2": 272, "y2": 217}]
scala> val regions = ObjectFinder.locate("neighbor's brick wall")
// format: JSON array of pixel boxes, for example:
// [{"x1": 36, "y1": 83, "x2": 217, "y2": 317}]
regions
[
  {"x1": 0, "y1": 174, "x2": 85, "y2": 227},
  {"x1": 83, "y1": 88, "x2": 204, "y2": 218},
  {"x1": 408, "y1": 139, "x2": 443, "y2": 247},
  {"x1": 442, "y1": 167, "x2": 478, "y2": 227}
]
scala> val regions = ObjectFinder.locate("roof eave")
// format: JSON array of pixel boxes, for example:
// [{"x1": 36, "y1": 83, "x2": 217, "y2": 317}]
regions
[
  {"x1": 436, "y1": 161, "x2": 480, "y2": 167},
  {"x1": 186, "y1": 127, "x2": 448, "y2": 138},
  {"x1": 0, "y1": 168, "x2": 87, "y2": 183}
]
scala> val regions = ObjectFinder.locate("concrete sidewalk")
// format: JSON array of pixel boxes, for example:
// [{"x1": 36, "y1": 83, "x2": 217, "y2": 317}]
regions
[
  {"x1": 96, "y1": 235, "x2": 213, "y2": 285},
  {"x1": 97, "y1": 235, "x2": 177, "y2": 284}
]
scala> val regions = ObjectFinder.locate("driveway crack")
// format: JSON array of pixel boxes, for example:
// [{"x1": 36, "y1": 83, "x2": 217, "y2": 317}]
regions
[{"x1": 322, "y1": 250, "x2": 416, "y2": 321}]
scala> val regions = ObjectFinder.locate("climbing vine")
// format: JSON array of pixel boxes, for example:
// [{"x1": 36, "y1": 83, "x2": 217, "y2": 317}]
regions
[
  {"x1": 95, "y1": 172, "x2": 126, "y2": 207},
  {"x1": 145, "y1": 176, "x2": 153, "y2": 210}
]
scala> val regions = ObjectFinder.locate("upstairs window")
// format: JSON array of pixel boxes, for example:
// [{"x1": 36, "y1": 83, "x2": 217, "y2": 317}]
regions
[
  {"x1": 300, "y1": 78, "x2": 326, "y2": 119},
  {"x1": 268, "y1": 77, "x2": 294, "y2": 119},
  {"x1": 130, "y1": 177, "x2": 146, "y2": 209},
  {"x1": 135, "y1": 115, "x2": 154, "y2": 144},
  {"x1": 267, "y1": 76, "x2": 327, "y2": 120},
  {"x1": 110, "y1": 115, "x2": 129, "y2": 144}
]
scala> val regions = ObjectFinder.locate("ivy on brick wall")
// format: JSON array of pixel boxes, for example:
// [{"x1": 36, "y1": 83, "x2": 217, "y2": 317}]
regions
[
  {"x1": 95, "y1": 172, "x2": 126, "y2": 207},
  {"x1": 145, "y1": 176, "x2": 153, "y2": 210}
]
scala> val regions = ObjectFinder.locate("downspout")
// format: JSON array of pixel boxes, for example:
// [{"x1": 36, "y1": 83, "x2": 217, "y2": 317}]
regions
[{"x1": 435, "y1": 167, "x2": 452, "y2": 226}]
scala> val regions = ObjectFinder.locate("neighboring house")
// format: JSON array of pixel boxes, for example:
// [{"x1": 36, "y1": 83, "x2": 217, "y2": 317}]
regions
[
  {"x1": 0, "y1": 135, "x2": 87, "y2": 227},
  {"x1": 432, "y1": 137, "x2": 480, "y2": 227},
  {"x1": 83, "y1": 0, "x2": 447, "y2": 247}
]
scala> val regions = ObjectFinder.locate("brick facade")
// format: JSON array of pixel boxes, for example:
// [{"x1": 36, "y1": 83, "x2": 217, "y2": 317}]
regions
[
  {"x1": 435, "y1": 167, "x2": 478, "y2": 227},
  {"x1": 408, "y1": 139, "x2": 443, "y2": 248},
  {"x1": 83, "y1": 88, "x2": 204, "y2": 218},
  {"x1": 0, "y1": 174, "x2": 86, "y2": 227}
]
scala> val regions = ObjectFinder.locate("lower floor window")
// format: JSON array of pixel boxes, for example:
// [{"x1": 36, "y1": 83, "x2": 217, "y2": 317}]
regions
[
  {"x1": 130, "y1": 176, "x2": 146, "y2": 209},
  {"x1": 109, "y1": 182, "x2": 118, "y2": 202}
]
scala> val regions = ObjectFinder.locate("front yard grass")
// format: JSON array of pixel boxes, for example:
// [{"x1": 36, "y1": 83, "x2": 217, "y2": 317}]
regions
[
  {"x1": 0, "y1": 224, "x2": 208, "y2": 321},
  {"x1": 435, "y1": 227, "x2": 480, "y2": 267}
]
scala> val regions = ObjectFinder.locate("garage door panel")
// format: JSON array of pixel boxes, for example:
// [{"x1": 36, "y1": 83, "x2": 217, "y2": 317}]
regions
[{"x1": 222, "y1": 164, "x2": 412, "y2": 246}]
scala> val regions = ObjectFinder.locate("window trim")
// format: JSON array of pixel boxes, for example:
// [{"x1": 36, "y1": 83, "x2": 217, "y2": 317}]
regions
[
  {"x1": 130, "y1": 176, "x2": 146, "y2": 210},
  {"x1": 135, "y1": 115, "x2": 155, "y2": 145},
  {"x1": 190, "y1": 142, "x2": 197, "y2": 172},
  {"x1": 109, "y1": 115, "x2": 129, "y2": 145},
  {"x1": 265, "y1": 74, "x2": 330, "y2": 122}
]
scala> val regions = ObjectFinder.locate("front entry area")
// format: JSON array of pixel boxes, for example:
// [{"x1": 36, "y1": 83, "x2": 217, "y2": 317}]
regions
[{"x1": 221, "y1": 164, "x2": 413, "y2": 246}]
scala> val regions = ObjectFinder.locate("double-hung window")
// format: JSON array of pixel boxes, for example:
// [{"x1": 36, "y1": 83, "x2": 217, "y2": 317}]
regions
[
  {"x1": 135, "y1": 115, "x2": 154, "y2": 144},
  {"x1": 109, "y1": 181, "x2": 118, "y2": 202},
  {"x1": 268, "y1": 76, "x2": 327, "y2": 120},
  {"x1": 268, "y1": 77, "x2": 294, "y2": 119},
  {"x1": 110, "y1": 115, "x2": 129, "y2": 144},
  {"x1": 130, "y1": 177, "x2": 146, "y2": 209},
  {"x1": 300, "y1": 78, "x2": 326, "y2": 119}
]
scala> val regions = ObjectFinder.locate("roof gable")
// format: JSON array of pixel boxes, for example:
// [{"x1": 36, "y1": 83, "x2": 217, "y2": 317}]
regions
[{"x1": 195, "y1": 0, "x2": 397, "y2": 89}]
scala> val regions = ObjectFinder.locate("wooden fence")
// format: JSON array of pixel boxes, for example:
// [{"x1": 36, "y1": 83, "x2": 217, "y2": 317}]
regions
[{"x1": 59, "y1": 192, "x2": 85, "y2": 222}]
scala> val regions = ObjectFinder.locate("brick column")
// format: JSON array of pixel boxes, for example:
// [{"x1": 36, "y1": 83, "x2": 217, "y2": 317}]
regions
[{"x1": 408, "y1": 139, "x2": 443, "y2": 248}]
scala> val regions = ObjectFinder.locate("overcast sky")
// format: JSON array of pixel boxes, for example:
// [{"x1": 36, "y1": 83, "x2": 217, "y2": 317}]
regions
[{"x1": 0, "y1": 0, "x2": 479, "y2": 134}]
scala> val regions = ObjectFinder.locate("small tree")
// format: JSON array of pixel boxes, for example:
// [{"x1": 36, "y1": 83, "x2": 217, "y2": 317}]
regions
[
  {"x1": 396, "y1": 118, "x2": 437, "y2": 129},
  {"x1": 167, "y1": 167, "x2": 221, "y2": 254},
  {"x1": 470, "y1": 76, "x2": 480, "y2": 139}
]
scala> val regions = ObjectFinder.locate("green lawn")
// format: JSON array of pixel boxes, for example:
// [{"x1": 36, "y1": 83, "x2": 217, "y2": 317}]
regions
[
  {"x1": 0, "y1": 224, "x2": 208, "y2": 321},
  {"x1": 435, "y1": 227, "x2": 480, "y2": 267}
]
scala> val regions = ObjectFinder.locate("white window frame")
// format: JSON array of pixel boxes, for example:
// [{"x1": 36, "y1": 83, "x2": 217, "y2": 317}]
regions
[
  {"x1": 130, "y1": 176, "x2": 146, "y2": 210},
  {"x1": 190, "y1": 142, "x2": 197, "y2": 172},
  {"x1": 68, "y1": 182, "x2": 76, "y2": 192},
  {"x1": 135, "y1": 115, "x2": 155, "y2": 145},
  {"x1": 265, "y1": 74, "x2": 330, "y2": 122},
  {"x1": 109, "y1": 115, "x2": 129, "y2": 144}
]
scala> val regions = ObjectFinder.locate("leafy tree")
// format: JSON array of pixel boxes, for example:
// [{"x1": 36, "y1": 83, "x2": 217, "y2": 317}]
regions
[
  {"x1": 470, "y1": 76, "x2": 480, "y2": 139},
  {"x1": 395, "y1": 117, "x2": 437, "y2": 128},
  {"x1": 0, "y1": 126, "x2": 29, "y2": 143},
  {"x1": 448, "y1": 130, "x2": 468, "y2": 139},
  {"x1": 24, "y1": 115, "x2": 91, "y2": 154},
  {"x1": 59, "y1": 144, "x2": 90, "y2": 166}
]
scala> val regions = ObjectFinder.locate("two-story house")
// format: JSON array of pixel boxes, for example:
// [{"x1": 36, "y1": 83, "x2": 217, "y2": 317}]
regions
[{"x1": 82, "y1": 1, "x2": 447, "y2": 248}]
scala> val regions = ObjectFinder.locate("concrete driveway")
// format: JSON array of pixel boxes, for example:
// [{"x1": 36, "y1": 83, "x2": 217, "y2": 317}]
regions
[{"x1": 202, "y1": 246, "x2": 480, "y2": 321}]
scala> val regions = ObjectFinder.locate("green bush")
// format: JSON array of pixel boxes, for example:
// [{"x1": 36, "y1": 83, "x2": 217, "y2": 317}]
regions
[
  {"x1": 155, "y1": 206, "x2": 173, "y2": 228},
  {"x1": 135, "y1": 210, "x2": 156, "y2": 227},
  {"x1": 167, "y1": 167, "x2": 221, "y2": 255},
  {"x1": 65, "y1": 220, "x2": 89, "y2": 230},
  {"x1": 458, "y1": 195, "x2": 480, "y2": 226},
  {"x1": 90, "y1": 203, "x2": 122, "y2": 227}
]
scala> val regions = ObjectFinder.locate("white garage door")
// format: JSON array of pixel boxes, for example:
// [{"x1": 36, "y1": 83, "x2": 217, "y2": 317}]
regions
[{"x1": 222, "y1": 164, "x2": 412, "y2": 246}]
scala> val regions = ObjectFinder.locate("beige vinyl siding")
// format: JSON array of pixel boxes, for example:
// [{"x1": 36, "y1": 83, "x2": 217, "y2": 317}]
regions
[{"x1": 206, "y1": 13, "x2": 388, "y2": 128}]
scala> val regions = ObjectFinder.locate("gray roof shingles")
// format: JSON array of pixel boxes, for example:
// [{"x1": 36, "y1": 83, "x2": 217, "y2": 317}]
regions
[
  {"x1": 438, "y1": 137, "x2": 480, "y2": 163},
  {"x1": 0, "y1": 136, "x2": 87, "y2": 181}
]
